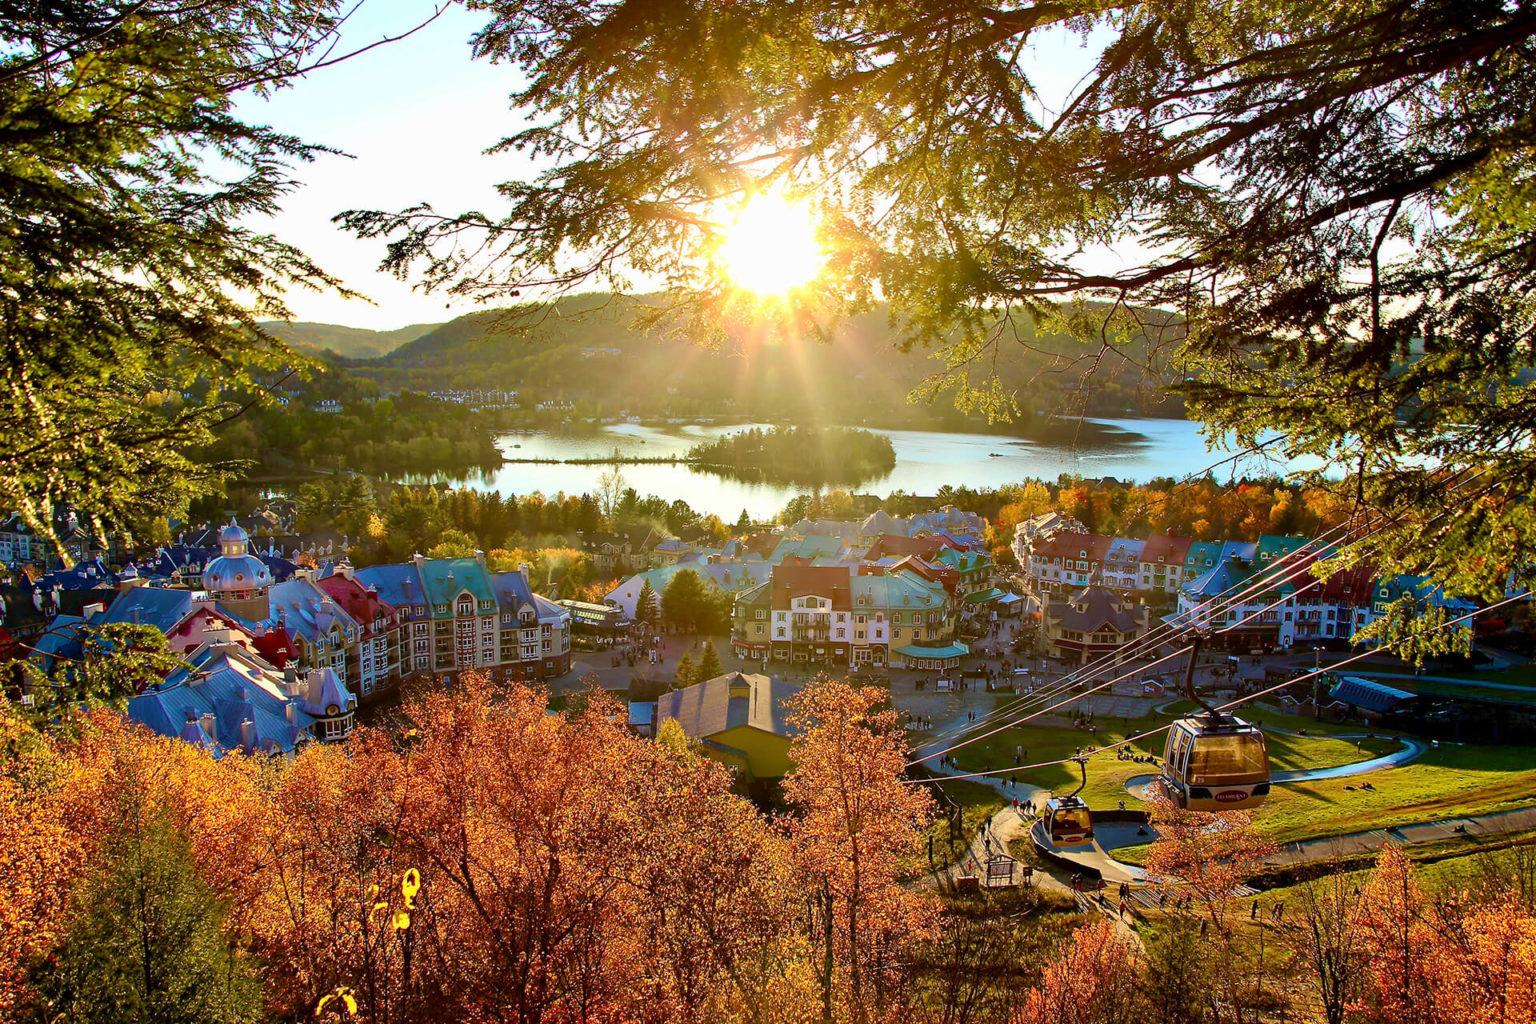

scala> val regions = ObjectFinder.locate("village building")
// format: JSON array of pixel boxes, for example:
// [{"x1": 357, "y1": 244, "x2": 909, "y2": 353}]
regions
[
  {"x1": 653, "y1": 672, "x2": 802, "y2": 781},
  {"x1": 126, "y1": 630, "x2": 356, "y2": 756},
  {"x1": 1043, "y1": 586, "x2": 1150, "y2": 665}
]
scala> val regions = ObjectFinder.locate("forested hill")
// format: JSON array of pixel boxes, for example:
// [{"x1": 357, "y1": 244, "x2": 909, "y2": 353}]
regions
[
  {"x1": 329, "y1": 293, "x2": 1186, "y2": 425},
  {"x1": 258, "y1": 319, "x2": 444, "y2": 360}
]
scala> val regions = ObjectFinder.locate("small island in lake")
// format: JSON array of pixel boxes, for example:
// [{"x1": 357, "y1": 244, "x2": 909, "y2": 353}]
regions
[{"x1": 685, "y1": 425, "x2": 897, "y2": 486}]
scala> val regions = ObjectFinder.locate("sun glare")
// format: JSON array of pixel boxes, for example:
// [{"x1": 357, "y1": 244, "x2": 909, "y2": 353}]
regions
[{"x1": 717, "y1": 190, "x2": 823, "y2": 295}]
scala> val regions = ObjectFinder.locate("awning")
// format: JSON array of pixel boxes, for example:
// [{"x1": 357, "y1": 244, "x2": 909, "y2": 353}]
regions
[
  {"x1": 965, "y1": 588, "x2": 1009, "y2": 605},
  {"x1": 893, "y1": 641, "x2": 970, "y2": 660}
]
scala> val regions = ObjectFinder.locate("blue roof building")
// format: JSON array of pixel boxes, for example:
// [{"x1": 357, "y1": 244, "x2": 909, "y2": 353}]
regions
[{"x1": 127, "y1": 638, "x2": 356, "y2": 755}]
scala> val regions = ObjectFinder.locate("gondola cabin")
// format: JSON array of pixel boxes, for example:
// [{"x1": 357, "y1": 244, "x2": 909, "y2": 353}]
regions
[
  {"x1": 1160, "y1": 716, "x2": 1270, "y2": 811},
  {"x1": 1045, "y1": 796, "x2": 1094, "y2": 846}
]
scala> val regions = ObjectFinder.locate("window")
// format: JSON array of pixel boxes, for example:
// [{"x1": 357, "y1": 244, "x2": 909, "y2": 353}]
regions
[{"x1": 755, "y1": 608, "x2": 765, "y2": 619}]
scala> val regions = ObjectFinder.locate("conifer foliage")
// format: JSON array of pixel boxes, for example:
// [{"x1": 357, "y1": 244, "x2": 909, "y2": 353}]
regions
[{"x1": 0, "y1": 2, "x2": 356, "y2": 560}]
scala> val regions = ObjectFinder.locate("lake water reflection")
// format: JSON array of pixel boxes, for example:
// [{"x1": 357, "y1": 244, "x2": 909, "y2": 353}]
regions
[{"x1": 421, "y1": 419, "x2": 1320, "y2": 521}]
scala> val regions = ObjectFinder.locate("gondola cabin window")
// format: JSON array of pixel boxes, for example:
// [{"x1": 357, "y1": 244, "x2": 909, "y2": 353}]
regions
[{"x1": 1187, "y1": 733, "x2": 1268, "y2": 784}]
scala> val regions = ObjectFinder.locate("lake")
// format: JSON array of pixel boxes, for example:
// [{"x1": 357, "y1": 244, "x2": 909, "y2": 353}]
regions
[{"x1": 426, "y1": 419, "x2": 1324, "y2": 520}]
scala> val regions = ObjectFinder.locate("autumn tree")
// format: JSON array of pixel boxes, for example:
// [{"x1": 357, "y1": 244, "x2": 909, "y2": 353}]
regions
[
  {"x1": 16, "y1": 622, "x2": 187, "y2": 723},
  {"x1": 1354, "y1": 846, "x2": 1439, "y2": 1024},
  {"x1": 674, "y1": 654, "x2": 697, "y2": 689},
  {"x1": 783, "y1": 677, "x2": 935, "y2": 1022},
  {"x1": 1016, "y1": 920, "x2": 1141, "y2": 1024},
  {"x1": 1142, "y1": 790, "x2": 1276, "y2": 932},
  {"x1": 0, "y1": 697, "x2": 83, "y2": 1017}
]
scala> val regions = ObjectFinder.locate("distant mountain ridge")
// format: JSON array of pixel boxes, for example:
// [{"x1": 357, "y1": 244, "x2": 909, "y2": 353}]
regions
[
  {"x1": 259, "y1": 319, "x2": 445, "y2": 360},
  {"x1": 279, "y1": 293, "x2": 1186, "y2": 425}
]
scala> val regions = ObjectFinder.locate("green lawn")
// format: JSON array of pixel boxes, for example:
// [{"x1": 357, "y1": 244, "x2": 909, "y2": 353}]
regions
[
  {"x1": 912, "y1": 776, "x2": 1005, "y2": 873},
  {"x1": 924, "y1": 696, "x2": 1536, "y2": 852},
  {"x1": 1253, "y1": 743, "x2": 1536, "y2": 845},
  {"x1": 941, "y1": 700, "x2": 1399, "y2": 807},
  {"x1": 1115, "y1": 743, "x2": 1536, "y2": 860},
  {"x1": 1431, "y1": 664, "x2": 1536, "y2": 686}
]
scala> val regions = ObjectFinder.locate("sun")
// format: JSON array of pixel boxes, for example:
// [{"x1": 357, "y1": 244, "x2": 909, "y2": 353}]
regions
[{"x1": 716, "y1": 190, "x2": 823, "y2": 295}]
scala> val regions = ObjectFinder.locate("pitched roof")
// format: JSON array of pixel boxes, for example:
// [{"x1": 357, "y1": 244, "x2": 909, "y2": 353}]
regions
[
  {"x1": 1138, "y1": 533, "x2": 1192, "y2": 564},
  {"x1": 1047, "y1": 586, "x2": 1146, "y2": 634},
  {"x1": 1184, "y1": 541, "x2": 1224, "y2": 569},
  {"x1": 1105, "y1": 538, "x2": 1146, "y2": 563},
  {"x1": 1330, "y1": 676, "x2": 1414, "y2": 713},
  {"x1": 848, "y1": 571, "x2": 947, "y2": 611},
  {"x1": 260, "y1": 578, "x2": 361, "y2": 644},
  {"x1": 771, "y1": 565, "x2": 853, "y2": 610},
  {"x1": 656, "y1": 672, "x2": 802, "y2": 740},
  {"x1": 127, "y1": 645, "x2": 314, "y2": 756},
  {"x1": 100, "y1": 587, "x2": 197, "y2": 634},
  {"x1": 416, "y1": 557, "x2": 494, "y2": 606},
  {"x1": 316, "y1": 572, "x2": 396, "y2": 631},
  {"x1": 1031, "y1": 533, "x2": 1115, "y2": 562},
  {"x1": 353, "y1": 562, "x2": 424, "y2": 610},
  {"x1": 863, "y1": 534, "x2": 946, "y2": 562}
]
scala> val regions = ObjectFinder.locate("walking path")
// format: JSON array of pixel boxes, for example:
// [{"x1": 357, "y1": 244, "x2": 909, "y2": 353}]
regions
[
  {"x1": 1265, "y1": 804, "x2": 1536, "y2": 866},
  {"x1": 934, "y1": 803, "x2": 1142, "y2": 945}
]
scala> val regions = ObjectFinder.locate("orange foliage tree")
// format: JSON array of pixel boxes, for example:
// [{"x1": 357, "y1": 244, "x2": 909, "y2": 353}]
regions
[
  {"x1": 1141, "y1": 789, "x2": 1275, "y2": 932},
  {"x1": 0, "y1": 697, "x2": 85, "y2": 1018},
  {"x1": 782, "y1": 677, "x2": 936, "y2": 1023},
  {"x1": 1015, "y1": 919, "x2": 1141, "y2": 1024},
  {"x1": 1354, "y1": 844, "x2": 1536, "y2": 1024}
]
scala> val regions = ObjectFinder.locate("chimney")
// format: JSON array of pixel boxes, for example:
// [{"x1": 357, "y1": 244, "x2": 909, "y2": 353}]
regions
[
  {"x1": 413, "y1": 552, "x2": 426, "y2": 571},
  {"x1": 239, "y1": 718, "x2": 256, "y2": 751},
  {"x1": 518, "y1": 563, "x2": 531, "y2": 585},
  {"x1": 474, "y1": 549, "x2": 485, "y2": 565},
  {"x1": 200, "y1": 711, "x2": 217, "y2": 738},
  {"x1": 82, "y1": 601, "x2": 105, "y2": 621}
]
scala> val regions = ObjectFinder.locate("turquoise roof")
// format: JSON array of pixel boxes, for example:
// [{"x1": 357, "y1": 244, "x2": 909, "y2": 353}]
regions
[
  {"x1": 418, "y1": 558, "x2": 495, "y2": 607},
  {"x1": 771, "y1": 533, "x2": 847, "y2": 561},
  {"x1": 1184, "y1": 542, "x2": 1223, "y2": 569},
  {"x1": 1256, "y1": 534, "x2": 1310, "y2": 563},
  {"x1": 935, "y1": 547, "x2": 990, "y2": 572},
  {"x1": 894, "y1": 641, "x2": 969, "y2": 659},
  {"x1": 849, "y1": 573, "x2": 946, "y2": 610}
]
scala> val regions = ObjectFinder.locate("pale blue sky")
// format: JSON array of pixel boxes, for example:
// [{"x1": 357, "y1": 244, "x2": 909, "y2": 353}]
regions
[
  {"x1": 243, "y1": 2, "x2": 1112, "y2": 331},
  {"x1": 238, "y1": 2, "x2": 520, "y2": 328}
]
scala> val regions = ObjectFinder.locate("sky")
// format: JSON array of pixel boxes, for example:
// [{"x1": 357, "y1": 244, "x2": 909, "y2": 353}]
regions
[
  {"x1": 241, "y1": 2, "x2": 1115, "y2": 332},
  {"x1": 236, "y1": 3, "x2": 523, "y2": 329}
]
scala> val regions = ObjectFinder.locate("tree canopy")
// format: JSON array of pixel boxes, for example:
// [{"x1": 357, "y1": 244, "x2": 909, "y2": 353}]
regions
[
  {"x1": 0, "y1": 1, "x2": 374, "y2": 562},
  {"x1": 346, "y1": 0, "x2": 1536, "y2": 608}
]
